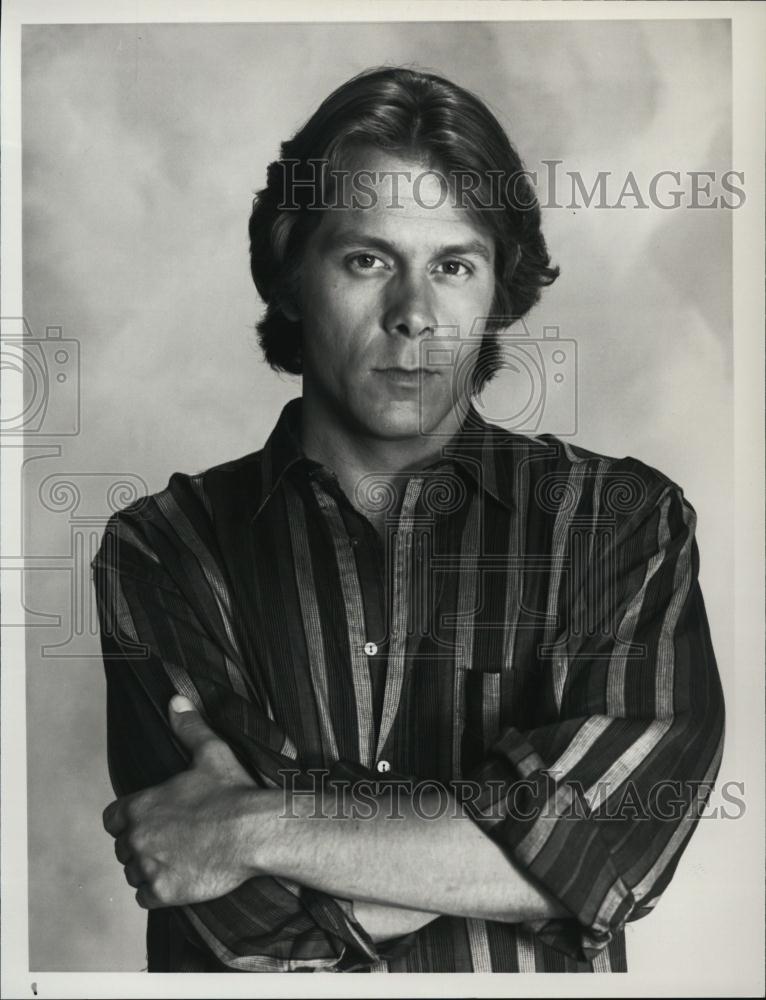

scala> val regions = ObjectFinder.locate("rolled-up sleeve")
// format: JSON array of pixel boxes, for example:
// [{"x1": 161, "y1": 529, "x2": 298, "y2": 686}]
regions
[
  {"x1": 92, "y1": 497, "x2": 379, "y2": 972},
  {"x1": 463, "y1": 477, "x2": 725, "y2": 962}
]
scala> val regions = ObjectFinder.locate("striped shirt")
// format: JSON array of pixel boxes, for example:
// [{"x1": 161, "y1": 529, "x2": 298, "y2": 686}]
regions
[{"x1": 92, "y1": 396, "x2": 725, "y2": 973}]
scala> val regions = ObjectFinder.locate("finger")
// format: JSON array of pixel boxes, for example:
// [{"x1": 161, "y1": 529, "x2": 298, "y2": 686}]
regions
[
  {"x1": 114, "y1": 835, "x2": 132, "y2": 865},
  {"x1": 168, "y1": 694, "x2": 217, "y2": 755},
  {"x1": 123, "y1": 861, "x2": 145, "y2": 889},
  {"x1": 135, "y1": 884, "x2": 164, "y2": 910},
  {"x1": 135, "y1": 885, "x2": 157, "y2": 909},
  {"x1": 102, "y1": 799, "x2": 127, "y2": 837}
]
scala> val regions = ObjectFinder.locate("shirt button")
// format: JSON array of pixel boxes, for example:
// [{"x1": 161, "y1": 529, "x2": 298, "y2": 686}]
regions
[
  {"x1": 349, "y1": 536, "x2": 359, "y2": 547},
  {"x1": 376, "y1": 759, "x2": 391, "y2": 773},
  {"x1": 364, "y1": 641, "x2": 378, "y2": 656}
]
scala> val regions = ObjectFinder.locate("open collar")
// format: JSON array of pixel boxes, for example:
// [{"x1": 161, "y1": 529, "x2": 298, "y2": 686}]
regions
[{"x1": 251, "y1": 396, "x2": 514, "y2": 522}]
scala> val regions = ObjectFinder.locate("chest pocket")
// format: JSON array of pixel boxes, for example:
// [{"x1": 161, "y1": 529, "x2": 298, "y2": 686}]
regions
[{"x1": 458, "y1": 656, "x2": 544, "y2": 773}]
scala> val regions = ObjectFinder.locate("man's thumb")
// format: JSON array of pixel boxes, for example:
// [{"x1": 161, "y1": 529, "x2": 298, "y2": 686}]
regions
[{"x1": 168, "y1": 694, "x2": 214, "y2": 753}]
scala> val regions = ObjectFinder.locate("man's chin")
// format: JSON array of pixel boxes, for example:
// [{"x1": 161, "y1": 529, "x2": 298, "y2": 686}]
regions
[{"x1": 355, "y1": 401, "x2": 457, "y2": 442}]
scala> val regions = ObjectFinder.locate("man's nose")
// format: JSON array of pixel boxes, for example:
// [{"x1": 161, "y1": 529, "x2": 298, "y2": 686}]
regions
[{"x1": 382, "y1": 274, "x2": 437, "y2": 339}]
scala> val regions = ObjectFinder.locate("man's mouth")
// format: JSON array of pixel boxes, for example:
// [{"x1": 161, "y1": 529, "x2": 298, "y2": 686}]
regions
[{"x1": 374, "y1": 366, "x2": 438, "y2": 387}]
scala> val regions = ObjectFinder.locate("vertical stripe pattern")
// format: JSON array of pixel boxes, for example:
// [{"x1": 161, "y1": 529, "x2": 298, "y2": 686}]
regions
[{"x1": 92, "y1": 398, "x2": 725, "y2": 974}]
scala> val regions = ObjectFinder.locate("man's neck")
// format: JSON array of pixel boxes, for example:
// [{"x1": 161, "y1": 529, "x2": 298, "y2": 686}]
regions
[{"x1": 299, "y1": 395, "x2": 461, "y2": 529}]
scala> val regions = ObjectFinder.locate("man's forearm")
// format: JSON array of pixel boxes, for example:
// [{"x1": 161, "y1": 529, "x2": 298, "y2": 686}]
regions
[
  {"x1": 244, "y1": 786, "x2": 569, "y2": 925},
  {"x1": 352, "y1": 900, "x2": 440, "y2": 942},
  {"x1": 104, "y1": 701, "x2": 569, "y2": 940}
]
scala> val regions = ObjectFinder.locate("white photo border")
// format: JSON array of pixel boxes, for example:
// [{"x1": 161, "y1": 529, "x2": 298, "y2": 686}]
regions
[{"x1": 2, "y1": 2, "x2": 763, "y2": 997}]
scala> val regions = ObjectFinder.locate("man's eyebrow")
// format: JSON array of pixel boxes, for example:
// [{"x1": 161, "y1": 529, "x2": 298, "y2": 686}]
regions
[
  {"x1": 323, "y1": 231, "x2": 398, "y2": 255},
  {"x1": 323, "y1": 230, "x2": 493, "y2": 262},
  {"x1": 437, "y1": 240, "x2": 492, "y2": 262}
]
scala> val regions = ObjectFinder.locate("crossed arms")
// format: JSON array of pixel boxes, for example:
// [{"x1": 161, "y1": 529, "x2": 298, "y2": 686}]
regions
[
  {"x1": 102, "y1": 693, "x2": 568, "y2": 939},
  {"x1": 93, "y1": 470, "x2": 725, "y2": 970}
]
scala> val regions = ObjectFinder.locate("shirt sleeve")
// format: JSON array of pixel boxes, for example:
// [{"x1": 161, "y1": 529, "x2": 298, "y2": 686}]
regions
[
  {"x1": 92, "y1": 492, "x2": 380, "y2": 972},
  {"x1": 462, "y1": 471, "x2": 725, "y2": 962}
]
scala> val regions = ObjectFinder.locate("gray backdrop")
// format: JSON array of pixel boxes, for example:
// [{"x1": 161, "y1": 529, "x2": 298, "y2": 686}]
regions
[{"x1": 21, "y1": 19, "x2": 735, "y2": 973}]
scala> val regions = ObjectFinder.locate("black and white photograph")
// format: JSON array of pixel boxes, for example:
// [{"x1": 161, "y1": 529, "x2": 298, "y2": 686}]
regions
[{"x1": 1, "y1": 1, "x2": 763, "y2": 996}]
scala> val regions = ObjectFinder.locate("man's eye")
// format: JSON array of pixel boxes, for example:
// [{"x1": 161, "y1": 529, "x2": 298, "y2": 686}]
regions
[
  {"x1": 435, "y1": 259, "x2": 471, "y2": 277},
  {"x1": 349, "y1": 253, "x2": 386, "y2": 271}
]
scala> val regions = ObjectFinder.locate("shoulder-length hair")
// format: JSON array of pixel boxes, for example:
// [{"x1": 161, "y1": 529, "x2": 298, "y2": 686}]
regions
[{"x1": 249, "y1": 66, "x2": 559, "y2": 390}]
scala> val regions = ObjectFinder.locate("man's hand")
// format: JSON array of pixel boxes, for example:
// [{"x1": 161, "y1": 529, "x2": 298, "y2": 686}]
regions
[
  {"x1": 102, "y1": 698, "x2": 569, "y2": 928},
  {"x1": 102, "y1": 695, "x2": 262, "y2": 909}
]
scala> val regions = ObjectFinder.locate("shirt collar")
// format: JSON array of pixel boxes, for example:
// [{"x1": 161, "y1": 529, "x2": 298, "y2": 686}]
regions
[{"x1": 253, "y1": 396, "x2": 513, "y2": 521}]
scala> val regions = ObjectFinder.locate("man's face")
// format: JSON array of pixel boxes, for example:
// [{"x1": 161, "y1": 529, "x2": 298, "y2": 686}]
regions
[{"x1": 294, "y1": 148, "x2": 496, "y2": 441}]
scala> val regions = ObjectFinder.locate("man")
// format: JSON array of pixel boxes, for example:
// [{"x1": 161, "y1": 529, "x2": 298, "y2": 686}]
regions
[{"x1": 94, "y1": 67, "x2": 725, "y2": 973}]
